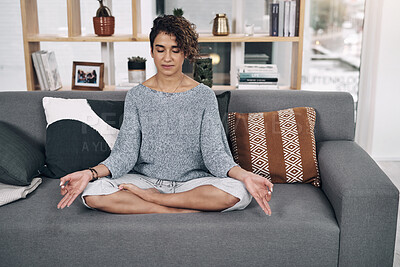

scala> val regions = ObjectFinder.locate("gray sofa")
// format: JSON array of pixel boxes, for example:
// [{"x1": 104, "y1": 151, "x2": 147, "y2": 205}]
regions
[{"x1": 0, "y1": 89, "x2": 398, "y2": 267}]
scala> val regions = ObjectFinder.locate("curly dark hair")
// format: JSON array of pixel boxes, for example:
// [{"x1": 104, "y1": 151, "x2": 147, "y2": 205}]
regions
[{"x1": 149, "y1": 15, "x2": 200, "y2": 63}]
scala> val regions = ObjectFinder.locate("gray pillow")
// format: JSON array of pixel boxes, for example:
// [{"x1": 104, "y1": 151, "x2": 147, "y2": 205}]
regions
[
  {"x1": 215, "y1": 91, "x2": 231, "y2": 136},
  {"x1": 0, "y1": 122, "x2": 45, "y2": 186}
]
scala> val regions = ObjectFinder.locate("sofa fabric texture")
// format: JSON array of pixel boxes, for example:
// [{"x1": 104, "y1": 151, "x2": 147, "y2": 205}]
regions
[
  {"x1": 228, "y1": 107, "x2": 320, "y2": 187},
  {"x1": 0, "y1": 122, "x2": 45, "y2": 185},
  {"x1": 0, "y1": 179, "x2": 339, "y2": 267},
  {"x1": 0, "y1": 89, "x2": 397, "y2": 267}
]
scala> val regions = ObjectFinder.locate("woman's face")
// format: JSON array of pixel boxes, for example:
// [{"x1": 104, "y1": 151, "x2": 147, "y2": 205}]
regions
[{"x1": 151, "y1": 32, "x2": 185, "y2": 76}]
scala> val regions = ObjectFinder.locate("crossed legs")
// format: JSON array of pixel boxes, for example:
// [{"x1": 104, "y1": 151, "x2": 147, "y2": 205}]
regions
[{"x1": 84, "y1": 185, "x2": 239, "y2": 214}]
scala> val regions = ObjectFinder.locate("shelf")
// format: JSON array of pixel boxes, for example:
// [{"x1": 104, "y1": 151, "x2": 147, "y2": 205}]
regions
[
  {"x1": 27, "y1": 34, "x2": 137, "y2": 42},
  {"x1": 27, "y1": 33, "x2": 300, "y2": 43},
  {"x1": 138, "y1": 33, "x2": 300, "y2": 43},
  {"x1": 198, "y1": 34, "x2": 300, "y2": 43},
  {"x1": 59, "y1": 85, "x2": 115, "y2": 91},
  {"x1": 59, "y1": 84, "x2": 236, "y2": 92},
  {"x1": 21, "y1": 0, "x2": 305, "y2": 91}
]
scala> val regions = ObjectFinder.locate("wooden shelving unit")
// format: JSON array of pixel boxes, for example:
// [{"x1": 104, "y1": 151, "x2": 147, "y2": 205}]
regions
[{"x1": 20, "y1": 0, "x2": 305, "y2": 91}]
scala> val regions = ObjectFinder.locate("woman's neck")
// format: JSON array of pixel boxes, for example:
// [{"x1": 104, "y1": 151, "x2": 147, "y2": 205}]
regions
[{"x1": 155, "y1": 73, "x2": 184, "y2": 93}]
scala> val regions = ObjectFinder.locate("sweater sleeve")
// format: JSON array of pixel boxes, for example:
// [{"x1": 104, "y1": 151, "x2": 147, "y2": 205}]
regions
[
  {"x1": 99, "y1": 90, "x2": 141, "y2": 179},
  {"x1": 200, "y1": 93, "x2": 238, "y2": 178}
]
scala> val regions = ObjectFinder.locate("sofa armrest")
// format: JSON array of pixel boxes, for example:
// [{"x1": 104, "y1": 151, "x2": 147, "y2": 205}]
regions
[{"x1": 318, "y1": 141, "x2": 398, "y2": 267}]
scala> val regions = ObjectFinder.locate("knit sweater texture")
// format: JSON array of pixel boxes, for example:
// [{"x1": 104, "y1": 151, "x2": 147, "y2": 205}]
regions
[{"x1": 100, "y1": 83, "x2": 237, "y2": 181}]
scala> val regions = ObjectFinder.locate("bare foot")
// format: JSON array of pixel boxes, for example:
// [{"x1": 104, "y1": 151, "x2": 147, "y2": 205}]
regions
[
  {"x1": 119, "y1": 183, "x2": 160, "y2": 202},
  {"x1": 118, "y1": 183, "x2": 201, "y2": 214}
]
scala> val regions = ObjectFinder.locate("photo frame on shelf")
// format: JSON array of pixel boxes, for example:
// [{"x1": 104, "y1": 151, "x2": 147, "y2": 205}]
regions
[{"x1": 72, "y1": 61, "x2": 104, "y2": 90}]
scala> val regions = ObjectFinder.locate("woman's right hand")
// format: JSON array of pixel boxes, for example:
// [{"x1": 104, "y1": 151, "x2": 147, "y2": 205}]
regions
[{"x1": 57, "y1": 170, "x2": 93, "y2": 209}]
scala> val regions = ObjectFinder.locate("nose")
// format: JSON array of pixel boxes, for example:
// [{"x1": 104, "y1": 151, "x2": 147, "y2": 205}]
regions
[{"x1": 163, "y1": 51, "x2": 172, "y2": 62}]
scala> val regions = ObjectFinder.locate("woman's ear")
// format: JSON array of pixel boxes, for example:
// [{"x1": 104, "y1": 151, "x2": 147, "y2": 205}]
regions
[{"x1": 150, "y1": 47, "x2": 154, "y2": 58}]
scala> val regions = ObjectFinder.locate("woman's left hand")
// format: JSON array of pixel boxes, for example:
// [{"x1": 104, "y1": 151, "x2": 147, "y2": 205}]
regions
[
  {"x1": 242, "y1": 172, "x2": 273, "y2": 216},
  {"x1": 228, "y1": 166, "x2": 274, "y2": 215}
]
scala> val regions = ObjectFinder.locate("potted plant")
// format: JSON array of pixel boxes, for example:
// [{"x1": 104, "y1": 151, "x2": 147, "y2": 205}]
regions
[
  {"x1": 173, "y1": 8, "x2": 184, "y2": 17},
  {"x1": 193, "y1": 56, "x2": 213, "y2": 88},
  {"x1": 93, "y1": 0, "x2": 115, "y2": 36},
  {"x1": 128, "y1": 56, "x2": 147, "y2": 83}
]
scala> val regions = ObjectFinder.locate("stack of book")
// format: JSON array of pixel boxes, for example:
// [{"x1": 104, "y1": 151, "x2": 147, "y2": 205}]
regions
[
  {"x1": 31, "y1": 50, "x2": 62, "y2": 91},
  {"x1": 237, "y1": 64, "x2": 279, "y2": 90},
  {"x1": 270, "y1": 0, "x2": 298, "y2": 37}
]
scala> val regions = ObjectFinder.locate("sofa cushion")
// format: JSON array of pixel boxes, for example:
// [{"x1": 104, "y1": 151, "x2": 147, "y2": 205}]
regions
[
  {"x1": 228, "y1": 107, "x2": 320, "y2": 187},
  {"x1": 0, "y1": 122, "x2": 45, "y2": 186},
  {"x1": 0, "y1": 180, "x2": 339, "y2": 266},
  {"x1": 41, "y1": 97, "x2": 125, "y2": 178}
]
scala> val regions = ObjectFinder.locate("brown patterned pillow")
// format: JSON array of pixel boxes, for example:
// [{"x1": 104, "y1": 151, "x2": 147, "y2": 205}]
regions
[{"x1": 228, "y1": 107, "x2": 320, "y2": 187}]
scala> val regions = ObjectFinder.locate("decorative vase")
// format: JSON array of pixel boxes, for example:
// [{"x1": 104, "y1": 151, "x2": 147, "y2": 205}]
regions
[
  {"x1": 128, "y1": 61, "x2": 146, "y2": 83},
  {"x1": 212, "y1": 13, "x2": 229, "y2": 36},
  {"x1": 193, "y1": 57, "x2": 213, "y2": 88},
  {"x1": 93, "y1": 16, "x2": 115, "y2": 36}
]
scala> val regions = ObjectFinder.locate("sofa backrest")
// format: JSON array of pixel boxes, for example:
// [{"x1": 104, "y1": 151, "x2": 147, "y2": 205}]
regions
[
  {"x1": 228, "y1": 90, "x2": 355, "y2": 143},
  {"x1": 0, "y1": 89, "x2": 354, "y2": 151}
]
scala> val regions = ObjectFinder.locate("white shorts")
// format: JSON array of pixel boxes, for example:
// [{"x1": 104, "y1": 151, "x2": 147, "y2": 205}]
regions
[{"x1": 81, "y1": 173, "x2": 252, "y2": 212}]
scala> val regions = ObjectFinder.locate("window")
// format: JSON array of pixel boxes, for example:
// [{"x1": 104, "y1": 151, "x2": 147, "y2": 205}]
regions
[{"x1": 302, "y1": 0, "x2": 366, "y2": 108}]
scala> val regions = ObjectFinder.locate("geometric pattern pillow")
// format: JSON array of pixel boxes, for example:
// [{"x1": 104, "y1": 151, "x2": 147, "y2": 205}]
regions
[
  {"x1": 40, "y1": 97, "x2": 124, "y2": 179},
  {"x1": 228, "y1": 107, "x2": 320, "y2": 187}
]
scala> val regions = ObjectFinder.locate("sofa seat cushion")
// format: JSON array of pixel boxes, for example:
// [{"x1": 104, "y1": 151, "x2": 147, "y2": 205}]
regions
[{"x1": 0, "y1": 180, "x2": 339, "y2": 266}]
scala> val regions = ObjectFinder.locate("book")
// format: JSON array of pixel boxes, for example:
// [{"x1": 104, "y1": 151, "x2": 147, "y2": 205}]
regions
[
  {"x1": 239, "y1": 78, "x2": 279, "y2": 83},
  {"x1": 238, "y1": 84, "x2": 279, "y2": 90},
  {"x1": 284, "y1": 0, "x2": 290, "y2": 37},
  {"x1": 270, "y1": 3, "x2": 279, "y2": 36},
  {"x1": 238, "y1": 64, "x2": 278, "y2": 73},
  {"x1": 239, "y1": 82, "x2": 278, "y2": 86},
  {"x1": 295, "y1": 0, "x2": 300, "y2": 36},
  {"x1": 40, "y1": 50, "x2": 62, "y2": 91},
  {"x1": 239, "y1": 73, "x2": 278, "y2": 79},
  {"x1": 289, "y1": 0, "x2": 296, "y2": 37},
  {"x1": 35, "y1": 51, "x2": 50, "y2": 90},
  {"x1": 31, "y1": 52, "x2": 45, "y2": 90},
  {"x1": 47, "y1": 51, "x2": 62, "y2": 90},
  {"x1": 40, "y1": 52, "x2": 55, "y2": 91},
  {"x1": 278, "y1": 0, "x2": 285, "y2": 37}
]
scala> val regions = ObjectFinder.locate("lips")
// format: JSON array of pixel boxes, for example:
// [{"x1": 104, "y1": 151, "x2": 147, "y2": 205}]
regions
[{"x1": 162, "y1": 64, "x2": 174, "y2": 69}]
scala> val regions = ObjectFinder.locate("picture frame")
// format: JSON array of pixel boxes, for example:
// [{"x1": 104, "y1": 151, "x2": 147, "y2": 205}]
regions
[{"x1": 72, "y1": 61, "x2": 104, "y2": 90}]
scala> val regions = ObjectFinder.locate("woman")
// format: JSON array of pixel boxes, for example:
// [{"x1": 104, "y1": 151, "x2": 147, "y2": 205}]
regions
[{"x1": 57, "y1": 15, "x2": 273, "y2": 215}]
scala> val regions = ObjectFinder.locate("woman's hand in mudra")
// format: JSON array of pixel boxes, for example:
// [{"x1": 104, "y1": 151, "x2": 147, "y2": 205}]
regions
[
  {"x1": 242, "y1": 172, "x2": 273, "y2": 216},
  {"x1": 57, "y1": 170, "x2": 92, "y2": 209},
  {"x1": 228, "y1": 166, "x2": 273, "y2": 215}
]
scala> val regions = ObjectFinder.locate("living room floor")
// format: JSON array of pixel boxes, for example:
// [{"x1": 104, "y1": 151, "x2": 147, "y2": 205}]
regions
[{"x1": 377, "y1": 161, "x2": 400, "y2": 267}]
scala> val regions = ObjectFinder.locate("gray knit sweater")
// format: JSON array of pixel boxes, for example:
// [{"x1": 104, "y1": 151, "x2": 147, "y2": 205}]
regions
[{"x1": 100, "y1": 83, "x2": 237, "y2": 181}]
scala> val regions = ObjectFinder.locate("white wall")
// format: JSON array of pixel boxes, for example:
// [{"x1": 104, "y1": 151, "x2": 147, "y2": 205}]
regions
[{"x1": 367, "y1": 0, "x2": 400, "y2": 160}]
